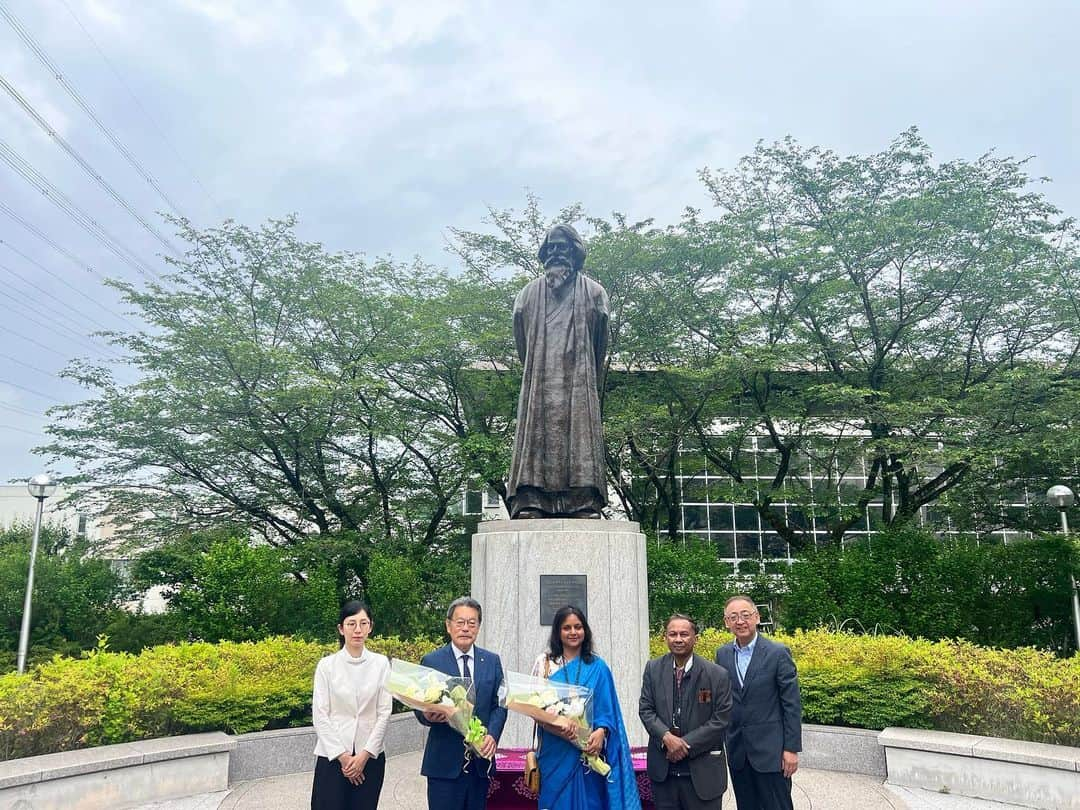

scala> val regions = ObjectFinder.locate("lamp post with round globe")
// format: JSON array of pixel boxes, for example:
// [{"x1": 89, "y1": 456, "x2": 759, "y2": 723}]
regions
[
  {"x1": 16, "y1": 473, "x2": 57, "y2": 674},
  {"x1": 1046, "y1": 485, "x2": 1079, "y2": 653}
]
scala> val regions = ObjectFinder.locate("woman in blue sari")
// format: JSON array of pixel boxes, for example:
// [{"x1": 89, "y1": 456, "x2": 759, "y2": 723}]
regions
[{"x1": 531, "y1": 605, "x2": 641, "y2": 810}]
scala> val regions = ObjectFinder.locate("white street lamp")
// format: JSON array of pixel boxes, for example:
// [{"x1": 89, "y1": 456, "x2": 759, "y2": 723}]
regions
[
  {"x1": 16, "y1": 473, "x2": 57, "y2": 674},
  {"x1": 1046, "y1": 485, "x2": 1079, "y2": 653}
]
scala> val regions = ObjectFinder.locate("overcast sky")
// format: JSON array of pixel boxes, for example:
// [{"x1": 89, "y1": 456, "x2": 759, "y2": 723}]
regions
[{"x1": 1, "y1": 0, "x2": 1078, "y2": 484}]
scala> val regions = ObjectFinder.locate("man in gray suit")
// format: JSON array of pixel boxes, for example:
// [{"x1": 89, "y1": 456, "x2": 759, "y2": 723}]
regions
[
  {"x1": 640, "y1": 614, "x2": 733, "y2": 809},
  {"x1": 714, "y1": 595, "x2": 802, "y2": 810}
]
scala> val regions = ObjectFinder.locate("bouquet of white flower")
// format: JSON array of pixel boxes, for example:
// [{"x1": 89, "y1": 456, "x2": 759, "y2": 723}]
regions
[
  {"x1": 501, "y1": 670, "x2": 611, "y2": 776},
  {"x1": 386, "y1": 659, "x2": 489, "y2": 761}
]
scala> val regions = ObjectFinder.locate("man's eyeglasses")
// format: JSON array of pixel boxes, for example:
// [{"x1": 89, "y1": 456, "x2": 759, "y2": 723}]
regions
[
  {"x1": 451, "y1": 619, "x2": 479, "y2": 629},
  {"x1": 724, "y1": 611, "x2": 757, "y2": 622}
]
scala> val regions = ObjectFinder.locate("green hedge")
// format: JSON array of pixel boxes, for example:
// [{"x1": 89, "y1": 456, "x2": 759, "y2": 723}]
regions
[
  {"x1": 781, "y1": 530, "x2": 1080, "y2": 654},
  {"x1": 0, "y1": 635, "x2": 440, "y2": 760},
  {"x1": 3, "y1": 629, "x2": 1079, "y2": 760},
  {"x1": 678, "y1": 629, "x2": 1080, "y2": 745}
]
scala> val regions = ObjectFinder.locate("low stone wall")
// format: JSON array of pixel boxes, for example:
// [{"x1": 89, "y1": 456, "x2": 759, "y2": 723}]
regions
[
  {"x1": 801, "y1": 723, "x2": 886, "y2": 777},
  {"x1": 0, "y1": 732, "x2": 234, "y2": 810},
  {"x1": 7, "y1": 722, "x2": 1079, "y2": 809},
  {"x1": 880, "y1": 727, "x2": 1080, "y2": 810},
  {"x1": 229, "y1": 712, "x2": 428, "y2": 783}
]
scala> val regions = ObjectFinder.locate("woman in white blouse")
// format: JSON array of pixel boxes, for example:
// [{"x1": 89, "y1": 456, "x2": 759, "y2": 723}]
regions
[{"x1": 311, "y1": 600, "x2": 392, "y2": 810}]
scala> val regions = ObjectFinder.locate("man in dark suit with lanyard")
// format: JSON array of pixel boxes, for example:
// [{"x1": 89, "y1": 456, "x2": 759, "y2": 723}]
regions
[
  {"x1": 714, "y1": 595, "x2": 802, "y2": 810},
  {"x1": 416, "y1": 596, "x2": 507, "y2": 810},
  {"x1": 640, "y1": 613, "x2": 733, "y2": 809}
]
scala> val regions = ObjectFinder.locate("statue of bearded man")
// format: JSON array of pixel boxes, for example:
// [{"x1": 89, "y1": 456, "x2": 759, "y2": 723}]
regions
[{"x1": 507, "y1": 224, "x2": 609, "y2": 519}]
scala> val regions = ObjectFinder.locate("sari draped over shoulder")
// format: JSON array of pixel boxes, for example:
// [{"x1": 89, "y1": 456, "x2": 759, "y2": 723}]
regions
[{"x1": 536, "y1": 655, "x2": 641, "y2": 810}]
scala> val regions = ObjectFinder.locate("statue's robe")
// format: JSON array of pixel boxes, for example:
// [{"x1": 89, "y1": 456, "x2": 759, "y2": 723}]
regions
[{"x1": 507, "y1": 271, "x2": 609, "y2": 518}]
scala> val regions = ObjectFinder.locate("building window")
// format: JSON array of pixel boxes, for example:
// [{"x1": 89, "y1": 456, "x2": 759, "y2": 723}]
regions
[
  {"x1": 463, "y1": 490, "x2": 483, "y2": 515},
  {"x1": 670, "y1": 437, "x2": 1063, "y2": 566}
]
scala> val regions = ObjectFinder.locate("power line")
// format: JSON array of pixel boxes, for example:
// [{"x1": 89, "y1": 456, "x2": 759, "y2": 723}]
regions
[
  {"x1": 0, "y1": 286, "x2": 127, "y2": 360},
  {"x1": 0, "y1": 377, "x2": 62, "y2": 402},
  {"x1": 0, "y1": 137, "x2": 166, "y2": 282},
  {"x1": 0, "y1": 69, "x2": 183, "y2": 258},
  {"x1": 0, "y1": 345, "x2": 137, "y2": 391},
  {"x1": 1, "y1": 2, "x2": 192, "y2": 220},
  {"x1": 0, "y1": 323, "x2": 74, "y2": 358},
  {"x1": 0, "y1": 258, "x2": 117, "y2": 334},
  {"x1": 1, "y1": 199, "x2": 102, "y2": 275},
  {"x1": 0, "y1": 422, "x2": 47, "y2": 438},
  {"x1": 0, "y1": 347, "x2": 138, "y2": 390},
  {"x1": 0, "y1": 351, "x2": 65, "y2": 380},
  {"x1": 60, "y1": 0, "x2": 225, "y2": 219},
  {"x1": 0, "y1": 138, "x2": 160, "y2": 279},
  {"x1": 0, "y1": 400, "x2": 45, "y2": 419},
  {"x1": 0, "y1": 219, "x2": 144, "y2": 330},
  {"x1": 0, "y1": 285, "x2": 114, "y2": 353},
  {"x1": 0, "y1": 301, "x2": 114, "y2": 358}
]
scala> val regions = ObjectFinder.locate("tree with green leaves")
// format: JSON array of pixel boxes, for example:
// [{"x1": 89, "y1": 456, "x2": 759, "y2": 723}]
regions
[
  {"x1": 0, "y1": 524, "x2": 129, "y2": 668},
  {"x1": 648, "y1": 129, "x2": 1080, "y2": 547},
  {"x1": 45, "y1": 131, "x2": 1080, "y2": 567},
  {"x1": 43, "y1": 217, "x2": 518, "y2": 598}
]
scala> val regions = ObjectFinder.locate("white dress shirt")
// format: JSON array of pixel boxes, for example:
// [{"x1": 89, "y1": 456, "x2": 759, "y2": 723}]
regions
[
  {"x1": 312, "y1": 646, "x2": 392, "y2": 760},
  {"x1": 453, "y1": 645, "x2": 476, "y2": 678}
]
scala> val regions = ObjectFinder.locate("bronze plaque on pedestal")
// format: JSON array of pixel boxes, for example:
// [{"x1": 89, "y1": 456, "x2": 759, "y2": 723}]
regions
[{"x1": 539, "y1": 574, "x2": 588, "y2": 625}]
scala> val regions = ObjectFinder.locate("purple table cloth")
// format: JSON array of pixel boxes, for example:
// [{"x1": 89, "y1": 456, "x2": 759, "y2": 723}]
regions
[{"x1": 487, "y1": 747, "x2": 655, "y2": 809}]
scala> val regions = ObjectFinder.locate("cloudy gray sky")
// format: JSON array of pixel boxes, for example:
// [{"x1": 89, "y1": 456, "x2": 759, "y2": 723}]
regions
[{"x1": 1, "y1": 0, "x2": 1078, "y2": 483}]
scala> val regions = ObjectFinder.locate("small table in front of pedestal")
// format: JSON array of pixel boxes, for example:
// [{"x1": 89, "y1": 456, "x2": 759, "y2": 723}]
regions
[{"x1": 489, "y1": 747, "x2": 655, "y2": 808}]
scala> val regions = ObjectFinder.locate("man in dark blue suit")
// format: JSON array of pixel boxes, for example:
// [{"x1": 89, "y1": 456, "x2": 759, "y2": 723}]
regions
[
  {"x1": 417, "y1": 596, "x2": 507, "y2": 810},
  {"x1": 714, "y1": 595, "x2": 801, "y2": 810}
]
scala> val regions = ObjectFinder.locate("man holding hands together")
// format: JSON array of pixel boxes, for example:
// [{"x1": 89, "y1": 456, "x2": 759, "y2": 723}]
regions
[{"x1": 640, "y1": 614, "x2": 733, "y2": 809}]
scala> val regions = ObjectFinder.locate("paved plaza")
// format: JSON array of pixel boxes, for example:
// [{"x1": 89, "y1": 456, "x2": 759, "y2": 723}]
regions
[{"x1": 133, "y1": 750, "x2": 1023, "y2": 810}]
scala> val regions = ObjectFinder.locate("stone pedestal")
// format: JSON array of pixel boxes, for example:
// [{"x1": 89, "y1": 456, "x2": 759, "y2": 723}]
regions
[{"x1": 471, "y1": 518, "x2": 650, "y2": 747}]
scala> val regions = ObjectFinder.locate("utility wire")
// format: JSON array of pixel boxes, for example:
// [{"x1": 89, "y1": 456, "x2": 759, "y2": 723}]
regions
[
  {"x1": 0, "y1": 346, "x2": 136, "y2": 390},
  {"x1": 0, "y1": 400, "x2": 45, "y2": 419},
  {"x1": 0, "y1": 70, "x2": 182, "y2": 258},
  {"x1": 0, "y1": 422, "x2": 47, "y2": 438},
  {"x1": 60, "y1": 0, "x2": 224, "y2": 219},
  {"x1": 0, "y1": 259, "x2": 117, "y2": 334},
  {"x1": 0, "y1": 2, "x2": 194, "y2": 223},
  {"x1": 0, "y1": 298, "x2": 114, "y2": 358},
  {"x1": 0, "y1": 139, "x2": 159, "y2": 279},
  {"x1": 0, "y1": 286, "x2": 127, "y2": 360},
  {"x1": 0, "y1": 138, "x2": 166, "y2": 282},
  {"x1": 0, "y1": 377, "x2": 62, "y2": 402},
  {"x1": 0, "y1": 322, "x2": 74, "y2": 358},
  {"x1": 1, "y1": 199, "x2": 102, "y2": 275},
  {"x1": 0, "y1": 224, "x2": 144, "y2": 330},
  {"x1": 0, "y1": 351, "x2": 66, "y2": 380}
]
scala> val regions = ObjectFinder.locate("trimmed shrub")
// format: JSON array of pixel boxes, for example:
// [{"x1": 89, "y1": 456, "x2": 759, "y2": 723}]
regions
[
  {"x1": 782, "y1": 529, "x2": 1080, "y2": 653},
  {"x1": 0, "y1": 635, "x2": 441, "y2": 760},
  {"x1": 3, "y1": 629, "x2": 1079, "y2": 760}
]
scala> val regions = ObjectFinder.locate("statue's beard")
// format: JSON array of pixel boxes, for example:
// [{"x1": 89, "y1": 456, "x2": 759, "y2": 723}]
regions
[{"x1": 544, "y1": 259, "x2": 573, "y2": 290}]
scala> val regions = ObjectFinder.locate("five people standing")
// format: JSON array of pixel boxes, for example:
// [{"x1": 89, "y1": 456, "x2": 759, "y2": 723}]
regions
[{"x1": 311, "y1": 594, "x2": 802, "y2": 810}]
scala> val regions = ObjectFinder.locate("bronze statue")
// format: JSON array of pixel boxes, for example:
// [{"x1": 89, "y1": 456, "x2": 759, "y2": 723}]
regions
[{"x1": 507, "y1": 225, "x2": 609, "y2": 519}]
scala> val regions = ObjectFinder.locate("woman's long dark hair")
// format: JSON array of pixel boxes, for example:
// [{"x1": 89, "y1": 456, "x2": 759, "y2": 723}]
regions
[
  {"x1": 337, "y1": 599, "x2": 371, "y2": 648},
  {"x1": 547, "y1": 605, "x2": 594, "y2": 664}
]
